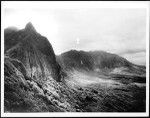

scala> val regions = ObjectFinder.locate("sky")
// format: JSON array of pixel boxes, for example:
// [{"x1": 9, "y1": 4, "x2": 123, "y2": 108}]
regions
[{"x1": 2, "y1": 2, "x2": 148, "y2": 65}]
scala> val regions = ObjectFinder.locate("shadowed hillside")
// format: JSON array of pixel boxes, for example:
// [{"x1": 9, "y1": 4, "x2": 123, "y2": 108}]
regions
[{"x1": 57, "y1": 50, "x2": 146, "y2": 76}]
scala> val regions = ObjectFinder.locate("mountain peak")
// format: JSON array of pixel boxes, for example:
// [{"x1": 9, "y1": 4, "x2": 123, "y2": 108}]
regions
[{"x1": 25, "y1": 22, "x2": 36, "y2": 32}]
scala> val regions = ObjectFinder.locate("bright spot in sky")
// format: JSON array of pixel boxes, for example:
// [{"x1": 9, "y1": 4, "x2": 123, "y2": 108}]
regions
[{"x1": 76, "y1": 37, "x2": 80, "y2": 44}]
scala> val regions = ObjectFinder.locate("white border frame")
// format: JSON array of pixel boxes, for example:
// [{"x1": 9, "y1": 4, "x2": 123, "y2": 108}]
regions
[{"x1": 1, "y1": 1, "x2": 149, "y2": 117}]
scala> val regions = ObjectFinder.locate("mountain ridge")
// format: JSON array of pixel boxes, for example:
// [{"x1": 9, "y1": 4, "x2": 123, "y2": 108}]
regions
[
  {"x1": 5, "y1": 22, "x2": 62, "y2": 83},
  {"x1": 57, "y1": 50, "x2": 146, "y2": 76}
]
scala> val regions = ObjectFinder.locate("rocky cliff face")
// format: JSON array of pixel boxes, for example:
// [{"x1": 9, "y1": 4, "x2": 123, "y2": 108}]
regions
[
  {"x1": 5, "y1": 22, "x2": 61, "y2": 83},
  {"x1": 4, "y1": 23, "x2": 78, "y2": 112}
]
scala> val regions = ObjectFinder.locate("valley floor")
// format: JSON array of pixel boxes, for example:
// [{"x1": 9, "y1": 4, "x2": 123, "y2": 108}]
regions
[{"x1": 64, "y1": 70, "x2": 146, "y2": 112}]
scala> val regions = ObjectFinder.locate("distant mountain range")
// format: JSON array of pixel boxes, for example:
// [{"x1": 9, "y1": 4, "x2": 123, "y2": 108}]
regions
[{"x1": 57, "y1": 50, "x2": 146, "y2": 76}]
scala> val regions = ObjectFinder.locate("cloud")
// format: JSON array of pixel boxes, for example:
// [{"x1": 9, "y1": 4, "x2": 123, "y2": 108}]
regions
[
  {"x1": 118, "y1": 49, "x2": 146, "y2": 55},
  {"x1": 121, "y1": 51, "x2": 146, "y2": 66}
]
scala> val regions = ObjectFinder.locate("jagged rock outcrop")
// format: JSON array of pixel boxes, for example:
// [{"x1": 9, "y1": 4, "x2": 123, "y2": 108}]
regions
[
  {"x1": 4, "y1": 23, "x2": 78, "y2": 112},
  {"x1": 4, "y1": 56, "x2": 78, "y2": 112},
  {"x1": 5, "y1": 22, "x2": 61, "y2": 83}
]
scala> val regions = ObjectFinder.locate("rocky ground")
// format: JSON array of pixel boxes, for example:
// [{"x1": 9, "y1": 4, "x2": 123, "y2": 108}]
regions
[{"x1": 64, "y1": 70, "x2": 146, "y2": 112}]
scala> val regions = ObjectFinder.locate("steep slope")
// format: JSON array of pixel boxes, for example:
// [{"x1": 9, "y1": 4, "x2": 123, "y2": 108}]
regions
[
  {"x1": 4, "y1": 56, "x2": 79, "y2": 112},
  {"x1": 4, "y1": 23, "x2": 78, "y2": 112},
  {"x1": 5, "y1": 22, "x2": 61, "y2": 82}
]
